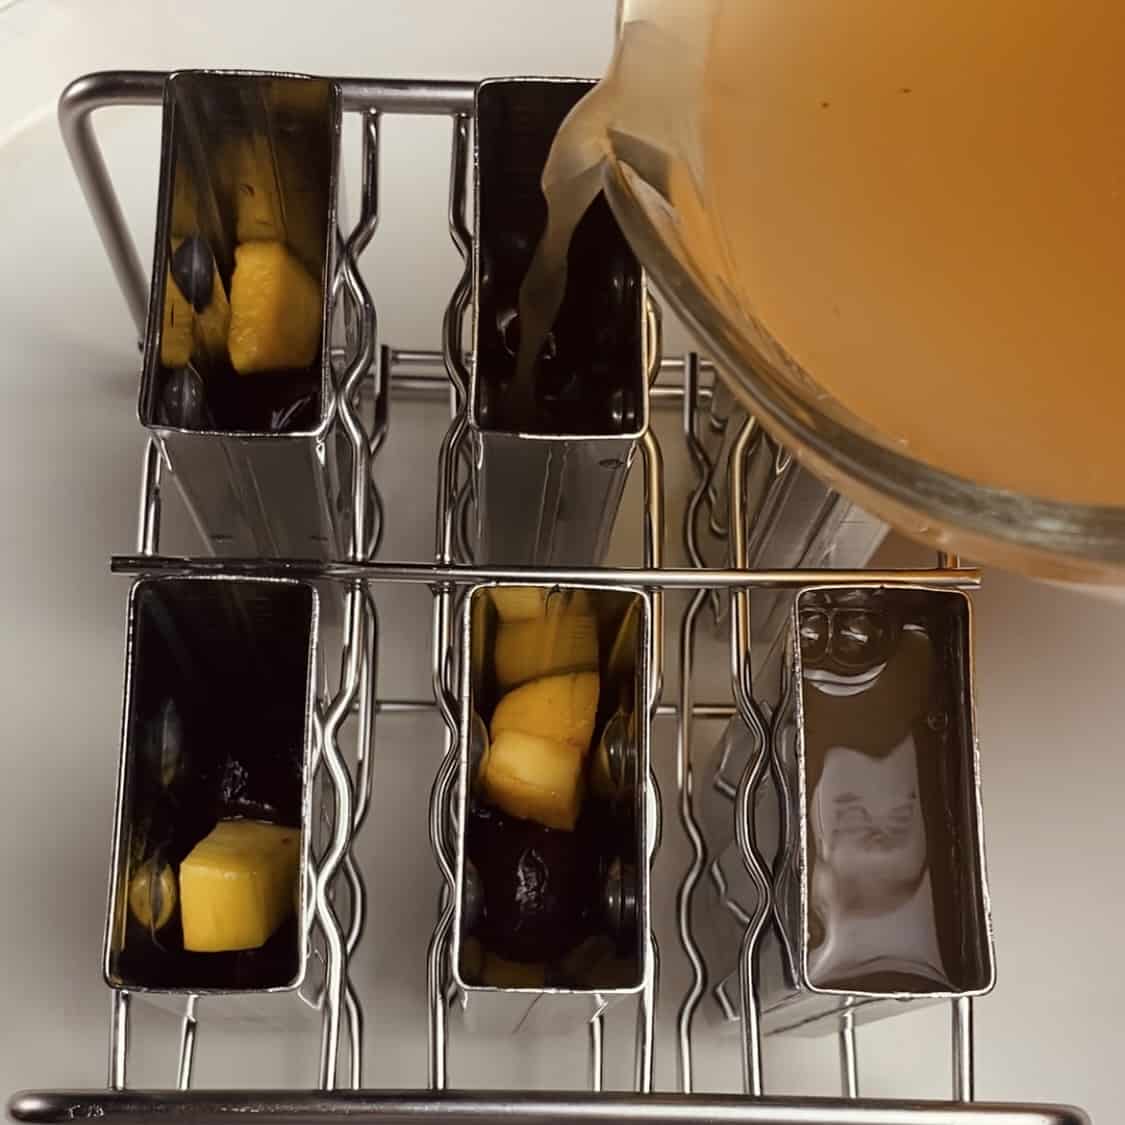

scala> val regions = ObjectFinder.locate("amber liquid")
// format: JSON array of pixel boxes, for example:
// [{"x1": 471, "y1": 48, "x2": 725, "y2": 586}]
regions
[{"x1": 519, "y1": 0, "x2": 1125, "y2": 506}]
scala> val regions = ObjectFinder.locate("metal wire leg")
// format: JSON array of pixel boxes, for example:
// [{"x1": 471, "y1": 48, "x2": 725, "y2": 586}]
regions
[
  {"x1": 316, "y1": 587, "x2": 364, "y2": 1090},
  {"x1": 674, "y1": 590, "x2": 709, "y2": 1094},
  {"x1": 176, "y1": 996, "x2": 199, "y2": 1090},
  {"x1": 137, "y1": 438, "x2": 164, "y2": 556},
  {"x1": 838, "y1": 1010, "x2": 858, "y2": 1099},
  {"x1": 729, "y1": 418, "x2": 773, "y2": 1097},
  {"x1": 108, "y1": 990, "x2": 130, "y2": 1091},
  {"x1": 634, "y1": 937, "x2": 659, "y2": 1094},
  {"x1": 589, "y1": 1014, "x2": 605, "y2": 1093},
  {"x1": 952, "y1": 997, "x2": 975, "y2": 1101},
  {"x1": 674, "y1": 353, "x2": 716, "y2": 1094},
  {"x1": 426, "y1": 106, "x2": 471, "y2": 1074}
]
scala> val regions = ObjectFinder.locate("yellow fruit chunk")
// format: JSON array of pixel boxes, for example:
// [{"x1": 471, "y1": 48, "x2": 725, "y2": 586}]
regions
[
  {"x1": 480, "y1": 730, "x2": 585, "y2": 831},
  {"x1": 180, "y1": 820, "x2": 300, "y2": 953},
  {"x1": 160, "y1": 275, "x2": 193, "y2": 368},
  {"x1": 194, "y1": 289, "x2": 231, "y2": 361},
  {"x1": 170, "y1": 164, "x2": 198, "y2": 239},
  {"x1": 481, "y1": 953, "x2": 546, "y2": 989},
  {"x1": 494, "y1": 612, "x2": 598, "y2": 690},
  {"x1": 490, "y1": 672, "x2": 599, "y2": 756},
  {"x1": 228, "y1": 241, "x2": 322, "y2": 375},
  {"x1": 489, "y1": 587, "x2": 590, "y2": 623},
  {"x1": 229, "y1": 136, "x2": 283, "y2": 245},
  {"x1": 223, "y1": 136, "x2": 324, "y2": 272}
]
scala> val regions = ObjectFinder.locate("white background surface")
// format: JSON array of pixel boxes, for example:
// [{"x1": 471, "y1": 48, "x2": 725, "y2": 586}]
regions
[{"x1": 0, "y1": 1, "x2": 1120, "y2": 1120}]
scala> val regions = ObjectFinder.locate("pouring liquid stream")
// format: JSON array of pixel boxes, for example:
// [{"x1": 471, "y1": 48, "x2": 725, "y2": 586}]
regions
[{"x1": 516, "y1": 0, "x2": 1125, "y2": 507}]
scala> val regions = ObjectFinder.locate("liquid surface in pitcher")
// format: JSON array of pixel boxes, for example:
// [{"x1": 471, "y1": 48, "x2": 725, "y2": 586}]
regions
[{"x1": 518, "y1": 0, "x2": 1125, "y2": 505}]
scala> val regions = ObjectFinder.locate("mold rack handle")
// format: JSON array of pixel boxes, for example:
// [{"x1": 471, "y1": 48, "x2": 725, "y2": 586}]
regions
[{"x1": 6, "y1": 68, "x2": 1087, "y2": 1125}]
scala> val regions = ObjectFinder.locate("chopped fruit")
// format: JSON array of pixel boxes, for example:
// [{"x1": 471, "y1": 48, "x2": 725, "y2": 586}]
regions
[
  {"x1": 226, "y1": 135, "x2": 325, "y2": 275},
  {"x1": 160, "y1": 275, "x2": 193, "y2": 368},
  {"x1": 480, "y1": 953, "x2": 546, "y2": 989},
  {"x1": 180, "y1": 820, "x2": 299, "y2": 953},
  {"x1": 479, "y1": 730, "x2": 585, "y2": 831},
  {"x1": 228, "y1": 241, "x2": 321, "y2": 374},
  {"x1": 170, "y1": 164, "x2": 198, "y2": 239},
  {"x1": 229, "y1": 136, "x2": 283, "y2": 244},
  {"x1": 128, "y1": 859, "x2": 177, "y2": 932},
  {"x1": 489, "y1": 587, "x2": 590, "y2": 623},
  {"x1": 489, "y1": 586, "x2": 547, "y2": 623},
  {"x1": 490, "y1": 672, "x2": 599, "y2": 756},
  {"x1": 494, "y1": 612, "x2": 598, "y2": 690}
]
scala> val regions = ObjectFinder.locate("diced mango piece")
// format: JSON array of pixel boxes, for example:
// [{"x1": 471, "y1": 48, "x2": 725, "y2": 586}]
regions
[
  {"x1": 193, "y1": 283, "x2": 231, "y2": 360},
  {"x1": 161, "y1": 272, "x2": 193, "y2": 367},
  {"x1": 228, "y1": 240, "x2": 321, "y2": 374},
  {"x1": 170, "y1": 164, "x2": 198, "y2": 239},
  {"x1": 223, "y1": 135, "x2": 325, "y2": 273},
  {"x1": 229, "y1": 136, "x2": 284, "y2": 244},
  {"x1": 180, "y1": 820, "x2": 300, "y2": 953},
  {"x1": 494, "y1": 612, "x2": 598, "y2": 690},
  {"x1": 490, "y1": 672, "x2": 599, "y2": 756},
  {"x1": 489, "y1": 587, "x2": 590, "y2": 623},
  {"x1": 479, "y1": 730, "x2": 585, "y2": 831}
]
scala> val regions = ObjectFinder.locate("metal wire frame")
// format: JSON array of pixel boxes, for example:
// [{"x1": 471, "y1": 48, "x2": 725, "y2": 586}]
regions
[
  {"x1": 38, "y1": 64, "x2": 1047, "y2": 1124},
  {"x1": 425, "y1": 108, "x2": 472, "y2": 1093},
  {"x1": 7, "y1": 1090, "x2": 1090, "y2": 1125},
  {"x1": 705, "y1": 409, "x2": 981, "y2": 1101},
  {"x1": 673, "y1": 353, "x2": 714, "y2": 1095},
  {"x1": 68, "y1": 69, "x2": 387, "y2": 1093}
]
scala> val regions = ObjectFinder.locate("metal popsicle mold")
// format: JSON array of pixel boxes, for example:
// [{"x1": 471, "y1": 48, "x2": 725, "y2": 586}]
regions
[
  {"x1": 26, "y1": 61, "x2": 1092, "y2": 1117},
  {"x1": 104, "y1": 575, "x2": 319, "y2": 1019},
  {"x1": 703, "y1": 584, "x2": 996, "y2": 1036},
  {"x1": 138, "y1": 71, "x2": 346, "y2": 558},
  {"x1": 451, "y1": 583, "x2": 653, "y2": 1035},
  {"x1": 469, "y1": 77, "x2": 650, "y2": 566}
]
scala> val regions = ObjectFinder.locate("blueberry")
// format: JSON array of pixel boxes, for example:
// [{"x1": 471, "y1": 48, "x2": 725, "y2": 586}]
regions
[
  {"x1": 170, "y1": 235, "x2": 215, "y2": 312},
  {"x1": 158, "y1": 366, "x2": 209, "y2": 430}
]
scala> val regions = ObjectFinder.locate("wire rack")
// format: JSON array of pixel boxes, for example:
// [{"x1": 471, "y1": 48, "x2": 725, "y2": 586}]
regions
[{"x1": 6, "y1": 71, "x2": 1088, "y2": 1125}]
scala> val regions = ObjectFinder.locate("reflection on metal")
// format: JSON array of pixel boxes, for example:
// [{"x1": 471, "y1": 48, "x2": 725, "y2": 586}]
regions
[{"x1": 839, "y1": 1009, "x2": 858, "y2": 1099}]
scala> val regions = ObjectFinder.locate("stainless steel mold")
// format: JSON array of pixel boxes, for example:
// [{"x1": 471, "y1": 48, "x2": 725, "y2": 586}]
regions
[
  {"x1": 104, "y1": 575, "x2": 318, "y2": 1016},
  {"x1": 703, "y1": 585, "x2": 995, "y2": 1036},
  {"x1": 139, "y1": 71, "x2": 347, "y2": 558},
  {"x1": 451, "y1": 582, "x2": 653, "y2": 1034},
  {"x1": 469, "y1": 78, "x2": 650, "y2": 566}
]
